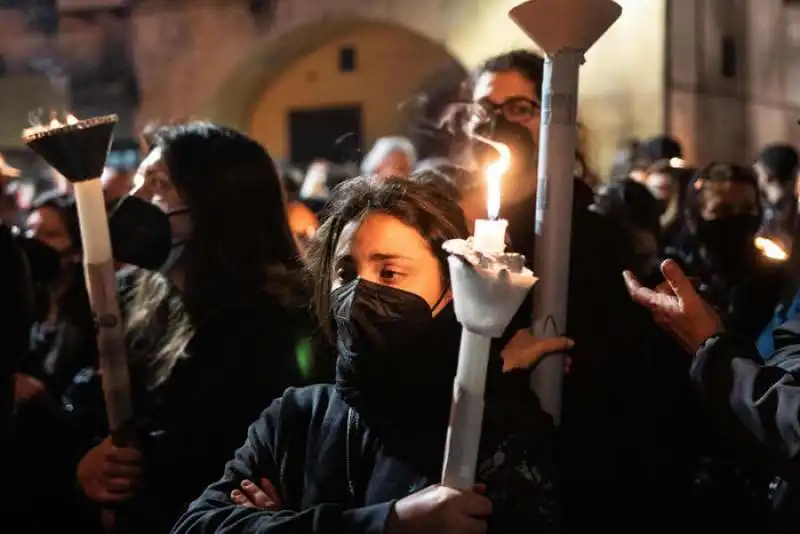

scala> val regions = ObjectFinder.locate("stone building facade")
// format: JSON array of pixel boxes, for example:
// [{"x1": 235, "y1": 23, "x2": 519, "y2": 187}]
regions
[{"x1": 0, "y1": 0, "x2": 796, "y2": 176}]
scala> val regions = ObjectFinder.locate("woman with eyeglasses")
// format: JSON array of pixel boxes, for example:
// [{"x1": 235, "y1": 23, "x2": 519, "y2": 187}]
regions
[{"x1": 461, "y1": 50, "x2": 672, "y2": 530}]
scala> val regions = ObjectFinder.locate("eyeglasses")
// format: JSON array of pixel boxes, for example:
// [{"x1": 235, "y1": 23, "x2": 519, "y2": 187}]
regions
[{"x1": 468, "y1": 97, "x2": 541, "y2": 125}]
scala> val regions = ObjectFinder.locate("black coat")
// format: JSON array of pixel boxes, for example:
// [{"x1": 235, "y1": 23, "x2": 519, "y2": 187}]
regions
[
  {"x1": 691, "y1": 324, "x2": 800, "y2": 532},
  {"x1": 62, "y1": 269, "x2": 319, "y2": 534},
  {"x1": 501, "y1": 180, "x2": 663, "y2": 527},
  {"x1": 173, "y1": 384, "x2": 559, "y2": 534}
]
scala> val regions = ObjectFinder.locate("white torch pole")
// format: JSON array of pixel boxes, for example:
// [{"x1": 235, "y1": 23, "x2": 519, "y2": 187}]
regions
[
  {"x1": 510, "y1": 0, "x2": 622, "y2": 423},
  {"x1": 22, "y1": 115, "x2": 133, "y2": 437},
  {"x1": 73, "y1": 179, "x2": 134, "y2": 434}
]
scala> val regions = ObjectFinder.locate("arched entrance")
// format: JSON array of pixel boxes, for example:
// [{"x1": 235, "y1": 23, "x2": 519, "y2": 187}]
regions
[{"x1": 201, "y1": 19, "x2": 466, "y2": 164}]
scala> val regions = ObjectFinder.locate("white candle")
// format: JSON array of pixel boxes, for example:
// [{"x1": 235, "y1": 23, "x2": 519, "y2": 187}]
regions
[
  {"x1": 471, "y1": 137, "x2": 511, "y2": 254},
  {"x1": 473, "y1": 218, "x2": 508, "y2": 253},
  {"x1": 73, "y1": 179, "x2": 113, "y2": 263}
]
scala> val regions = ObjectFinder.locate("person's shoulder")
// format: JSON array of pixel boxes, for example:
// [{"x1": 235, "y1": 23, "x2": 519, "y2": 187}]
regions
[
  {"x1": 256, "y1": 384, "x2": 341, "y2": 442},
  {"x1": 267, "y1": 384, "x2": 339, "y2": 421}
]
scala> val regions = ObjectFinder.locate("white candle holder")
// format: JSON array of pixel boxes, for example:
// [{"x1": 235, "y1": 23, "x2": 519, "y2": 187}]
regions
[{"x1": 440, "y1": 238, "x2": 537, "y2": 490}]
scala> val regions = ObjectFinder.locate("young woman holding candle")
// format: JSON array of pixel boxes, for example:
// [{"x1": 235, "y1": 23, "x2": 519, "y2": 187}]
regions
[
  {"x1": 172, "y1": 175, "x2": 571, "y2": 534},
  {"x1": 64, "y1": 122, "x2": 319, "y2": 534}
]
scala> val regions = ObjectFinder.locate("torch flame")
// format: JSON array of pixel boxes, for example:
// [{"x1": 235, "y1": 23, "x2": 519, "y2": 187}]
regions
[
  {"x1": 474, "y1": 135, "x2": 510, "y2": 220},
  {"x1": 755, "y1": 237, "x2": 788, "y2": 262},
  {"x1": 23, "y1": 112, "x2": 80, "y2": 139}
]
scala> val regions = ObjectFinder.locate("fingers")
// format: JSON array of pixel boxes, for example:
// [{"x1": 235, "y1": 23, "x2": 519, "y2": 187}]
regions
[
  {"x1": 456, "y1": 516, "x2": 489, "y2": 534},
  {"x1": 457, "y1": 490, "x2": 493, "y2": 517},
  {"x1": 108, "y1": 446, "x2": 143, "y2": 464},
  {"x1": 103, "y1": 462, "x2": 141, "y2": 479},
  {"x1": 660, "y1": 260, "x2": 697, "y2": 303},
  {"x1": 241, "y1": 480, "x2": 275, "y2": 509},
  {"x1": 501, "y1": 331, "x2": 574, "y2": 372},
  {"x1": 230, "y1": 479, "x2": 280, "y2": 510},
  {"x1": 623, "y1": 271, "x2": 665, "y2": 310},
  {"x1": 536, "y1": 337, "x2": 575, "y2": 355},
  {"x1": 95, "y1": 489, "x2": 135, "y2": 503},
  {"x1": 103, "y1": 476, "x2": 138, "y2": 493},
  {"x1": 230, "y1": 490, "x2": 255, "y2": 508},
  {"x1": 260, "y1": 477, "x2": 281, "y2": 505}
]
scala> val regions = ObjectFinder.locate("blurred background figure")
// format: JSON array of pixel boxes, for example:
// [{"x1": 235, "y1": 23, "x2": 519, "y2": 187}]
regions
[
  {"x1": 21, "y1": 192, "x2": 95, "y2": 398},
  {"x1": 0, "y1": 154, "x2": 21, "y2": 224},
  {"x1": 101, "y1": 165, "x2": 133, "y2": 201},
  {"x1": 608, "y1": 137, "x2": 642, "y2": 181},
  {"x1": 667, "y1": 162, "x2": 786, "y2": 339},
  {"x1": 644, "y1": 159, "x2": 684, "y2": 248},
  {"x1": 593, "y1": 178, "x2": 663, "y2": 282},
  {"x1": 360, "y1": 135, "x2": 417, "y2": 178},
  {"x1": 753, "y1": 143, "x2": 799, "y2": 249}
]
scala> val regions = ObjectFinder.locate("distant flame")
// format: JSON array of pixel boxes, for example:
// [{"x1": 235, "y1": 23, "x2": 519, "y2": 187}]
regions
[
  {"x1": 755, "y1": 237, "x2": 788, "y2": 261},
  {"x1": 474, "y1": 135, "x2": 510, "y2": 220},
  {"x1": 669, "y1": 157, "x2": 686, "y2": 169}
]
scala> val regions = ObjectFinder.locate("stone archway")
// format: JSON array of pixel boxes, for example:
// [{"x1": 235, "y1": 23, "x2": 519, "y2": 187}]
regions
[
  {"x1": 213, "y1": 19, "x2": 467, "y2": 162},
  {"x1": 129, "y1": 0, "x2": 668, "y2": 175}
]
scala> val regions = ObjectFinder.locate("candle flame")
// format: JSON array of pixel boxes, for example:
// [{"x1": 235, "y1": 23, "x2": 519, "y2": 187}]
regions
[
  {"x1": 755, "y1": 237, "x2": 788, "y2": 261},
  {"x1": 474, "y1": 135, "x2": 510, "y2": 219}
]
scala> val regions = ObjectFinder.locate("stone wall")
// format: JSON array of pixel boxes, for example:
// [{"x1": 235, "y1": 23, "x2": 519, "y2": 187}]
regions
[{"x1": 668, "y1": 0, "x2": 800, "y2": 165}]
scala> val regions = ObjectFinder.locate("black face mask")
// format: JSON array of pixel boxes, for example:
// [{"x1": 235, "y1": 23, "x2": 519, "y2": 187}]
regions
[
  {"x1": 471, "y1": 115, "x2": 537, "y2": 187},
  {"x1": 332, "y1": 278, "x2": 460, "y2": 430},
  {"x1": 108, "y1": 195, "x2": 173, "y2": 270},
  {"x1": 697, "y1": 214, "x2": 761, "y2": 271}
]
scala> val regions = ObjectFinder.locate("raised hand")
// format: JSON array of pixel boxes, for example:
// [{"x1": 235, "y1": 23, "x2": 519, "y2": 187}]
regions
[{"x1": 623, "y1": 259, "x2": 723, "y2": 353}]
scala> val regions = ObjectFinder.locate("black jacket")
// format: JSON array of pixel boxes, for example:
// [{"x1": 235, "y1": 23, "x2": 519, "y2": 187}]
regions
[
  {"x1": 502, "y1": 180, "x2": 664, "y2": 527},
  {"x1": 62, "y1": 269, "x2": 319, "y2": 534},
  {"x1": 173, "y1": 384, "x2": 559, "y2": 534}
]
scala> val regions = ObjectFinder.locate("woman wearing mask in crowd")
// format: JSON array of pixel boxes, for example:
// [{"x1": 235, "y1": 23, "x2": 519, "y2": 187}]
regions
[
  {"x1": 625, "y1": 260, "x2": 800, "y2": 533},
  {"x1": 172, "y1": 176, "x2": 571, "y2": 534},
  {"x1": 20, "y1": 192, "x2": 95, "y2": 400},
  {"x1": 653, "y1": 162, "x2": 789, "y2": 530},
  {"x1": 644, "y1": 159, "x2": 684, "y2": 249},
  {"x1": 667, "y1": 162, "x2": 787, "y2": 339},
  {"x1": 66, "y1": 122, "x2": 318, "y2": 533},
  {"x1": 461, "y1": 48, "x2": 658, "y2": 528}
]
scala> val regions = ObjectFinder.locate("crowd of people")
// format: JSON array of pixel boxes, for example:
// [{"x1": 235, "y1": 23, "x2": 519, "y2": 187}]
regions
[{"x1": 2, "y1": 48, "x2": 800, "y2": 533}]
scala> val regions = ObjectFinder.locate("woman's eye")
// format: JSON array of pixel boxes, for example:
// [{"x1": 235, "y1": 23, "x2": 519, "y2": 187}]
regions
[{"x1": 379, "y1": 268, "x2": 404, "y2": 283}]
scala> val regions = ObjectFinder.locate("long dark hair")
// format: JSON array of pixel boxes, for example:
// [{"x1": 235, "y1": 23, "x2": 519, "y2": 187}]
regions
[
  {"x1": 127, "y1": 122, "x2": 307, "y2": 388},
  {"x1": 153, "y1": 122, "x2": 304, "y2": 318},
  {"x1": 305, "y1": 175, "x2": 469, "y2": 338}
]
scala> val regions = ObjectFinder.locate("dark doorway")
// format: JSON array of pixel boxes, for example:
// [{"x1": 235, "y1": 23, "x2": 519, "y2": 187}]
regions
[{"x1": 288, "y1": 105, "x2": 363, "y2": 166}]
